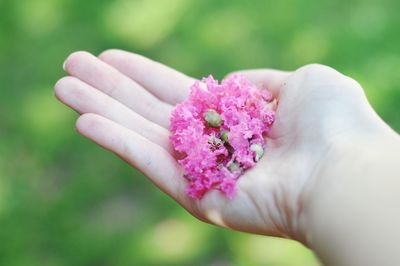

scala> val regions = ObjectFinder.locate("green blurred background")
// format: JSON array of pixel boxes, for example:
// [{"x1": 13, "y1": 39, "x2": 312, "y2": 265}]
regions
[{"x1": 0, "y1": 0, "x2": 399, "y2": 265}]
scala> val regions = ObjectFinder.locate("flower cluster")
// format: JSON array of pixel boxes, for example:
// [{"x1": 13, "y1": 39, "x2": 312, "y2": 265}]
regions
[{"x1": 170, "y1": 74, "x2": 275, "y2": 199}]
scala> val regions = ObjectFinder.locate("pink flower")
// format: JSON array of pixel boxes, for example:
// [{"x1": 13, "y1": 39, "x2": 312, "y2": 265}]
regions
[
  {"x1": 170, "y1": 74, "x2": 275, "y2": 199},
  {"x1": 219, "y1": 177, "x2": 237, "y2": 199}
]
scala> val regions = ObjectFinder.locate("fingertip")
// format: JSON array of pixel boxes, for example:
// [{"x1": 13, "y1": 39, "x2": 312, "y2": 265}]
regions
[
  {"x1": 98, "y1": 49, "x2": 149, "y2": 69},
  {"x1": 98, "y1": 49, "x2": 125, "y2": 62},
  {"x1": 63, "y1": 51, "x2": 94, "y2": 74},
  {"x1": 54, "y1": 78, "x2": 65, "y2": 101},
  {"x1": 76, "y1": 113, "x2": 99, "y2": 135},
  {"x1": 54, "y1": 76, "x2": 73, "y2": 99}
]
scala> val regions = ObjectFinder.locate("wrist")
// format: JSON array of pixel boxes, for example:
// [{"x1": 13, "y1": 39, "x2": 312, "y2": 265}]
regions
[{"x1": 298, "y1": 126, "x2": 399, "y2": 264}]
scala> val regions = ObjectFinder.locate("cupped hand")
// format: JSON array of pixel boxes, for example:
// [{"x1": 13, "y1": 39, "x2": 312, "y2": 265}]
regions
[{"x1": 55, "y1": 50, "x2": 377, "y2": 245}]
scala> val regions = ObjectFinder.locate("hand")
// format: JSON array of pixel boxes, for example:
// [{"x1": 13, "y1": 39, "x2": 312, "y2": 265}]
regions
[{"x1": 54, "y1": 50, "x2": 391, "y2": 245}]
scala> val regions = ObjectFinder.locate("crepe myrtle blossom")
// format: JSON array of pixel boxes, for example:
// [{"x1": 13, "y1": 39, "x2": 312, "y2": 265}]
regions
[{"x1": 170, "y1": 74, "x2": 275, "y2": 199}]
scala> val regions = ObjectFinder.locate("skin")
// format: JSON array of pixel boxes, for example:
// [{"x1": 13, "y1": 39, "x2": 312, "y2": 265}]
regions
[{"x1": 55, "y1": 50, "x2": 400, "y2": 265}]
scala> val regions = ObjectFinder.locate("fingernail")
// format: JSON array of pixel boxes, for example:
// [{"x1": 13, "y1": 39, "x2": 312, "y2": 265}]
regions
[{"x1": 62, "y1": 59, "x2": 67, "y2": 71}]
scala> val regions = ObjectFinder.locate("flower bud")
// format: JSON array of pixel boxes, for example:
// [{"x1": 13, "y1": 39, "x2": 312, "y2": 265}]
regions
[
  {"x1": 220, "y1": 130, "x2": 229, "y2": 143},
  {"x1": 204, "y1": 109, "x2": 222, "y2": 128},
  {"x1": 227, "y1": 161, "x2": 240, "y2": 172},
  {"x1": 250, "y1": 143, "x2": 264, "y2": 162}
]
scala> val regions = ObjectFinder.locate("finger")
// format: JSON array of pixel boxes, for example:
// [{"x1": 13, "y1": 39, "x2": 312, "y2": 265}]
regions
[
  {"x1": 76, "y1": 113, "x2": 186, "y2": 200},
  {"x1": 63, "y1": 51, "x2": 172, "y2": 129},
  {"x1": 227, "y1": 69, "x2": 292, "y2": 98},
  {"x1": 55, "y1": 76, "x2": 172, "y2": 152},
  {"x1": 99, "y1": 49, "x2": 195, "y2": 105}
]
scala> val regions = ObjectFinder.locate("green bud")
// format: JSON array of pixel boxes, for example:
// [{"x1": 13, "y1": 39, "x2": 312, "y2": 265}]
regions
[
  {"x1": 227, "y1": 161, "x2": 240, "y2": 172},
  {"x1": 204, "y1": 109, "x2": 222, "y2": 128},
  {"x1": 250, "y1": 144, "x2": 264, "y2": 162},
  {"x1": 220, "y1": 130, "x2": 229, "y2": 143}
]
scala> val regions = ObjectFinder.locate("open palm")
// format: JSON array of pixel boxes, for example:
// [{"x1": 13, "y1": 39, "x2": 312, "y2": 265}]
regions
[{"x1": 55, "y1": 50, "x2": 368, "y2": 243}]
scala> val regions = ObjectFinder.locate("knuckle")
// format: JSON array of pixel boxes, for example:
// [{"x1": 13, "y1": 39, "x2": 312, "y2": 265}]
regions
[
  {"x1": 120, "y1": 137, "x2": 132, "y2": 157},
  {"x1": 143, "y1": 100, "x2": 157, "y2": 118},
  {"x1": 292, "y1": 64, "x2": 342, "y2": 86},
  {"x1": 295, "y1": 63, "x2": 334, "y2": 76},
  {"x1": 288, "y1": 64, "x2": 361, "y2": 94},
  {"x1": 342, "y1": 76, "x2": 365, "y2": 95}
]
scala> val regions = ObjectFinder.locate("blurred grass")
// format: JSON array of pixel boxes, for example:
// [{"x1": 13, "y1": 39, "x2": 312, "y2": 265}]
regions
[{"x1": 0, "y1": 0, "x2": 399, "y2": 265}]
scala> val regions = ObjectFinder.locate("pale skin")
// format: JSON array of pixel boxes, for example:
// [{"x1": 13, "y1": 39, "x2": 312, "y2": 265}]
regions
[{"x1": 55, "y1": 50, "x2": 400, "y2": 265}]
